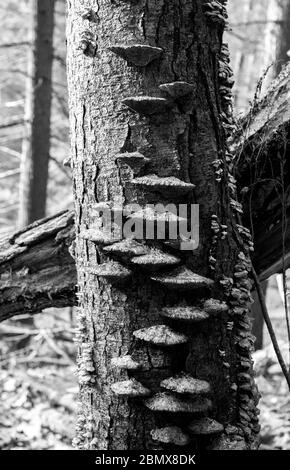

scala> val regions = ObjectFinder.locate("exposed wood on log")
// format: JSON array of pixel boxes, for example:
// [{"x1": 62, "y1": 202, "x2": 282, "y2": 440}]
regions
[
  {"x1": 231, "y1": 64, "x2": 290, "y2": 281},
  {"x1": 0, "y1": 210, "x2": 76, "y2": 322}
]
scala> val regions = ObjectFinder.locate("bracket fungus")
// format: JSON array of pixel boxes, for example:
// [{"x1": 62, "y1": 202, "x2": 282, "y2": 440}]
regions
[
  {"x1": 122, "y1": 96, "x2": 173, "y2": 115},
  {"x1": 109, "y1": 44, "x2": 163, "y2": 66},
  {"x1": 159, "y1": 81, "x2": 195, "y2": 98},
  {"x1": 160, "y1": 373, "x2": 211, "y2": 396},
  {"x1": 130, "y1": 174, "x2": 195, "y2": 196},
  {"x1": 111, "y1": 355, "x2": 141, "y2": 371},
  {"x1": 150, "y1": 426, "x2": 190, "y2": 446},
  {"x1": 103, "y1": 239, "x2": 149, "y2": 260},
  {"x1": 161, "y1": 306, "x2": 210, "y2": 323},
  {"x1": 111, "y1": 379, "x2": 150, "y2": 397},
  {"x1": 133, "y1": 324, "x2": 188, "y2": 347},
  {"x1": 90, "y1": 261, "x2": 132, "y2": 283},
  {"x1": 81, "y1": 228, "x2": 120, "y2": 246},
  {"x1": 115, "y1": 151, "x2": 150, "y2": 174},
  {"x1": 151, "y1": 267, "x2": 214, "y2": 291},
  {"x1": 130, "y1": 249, "x2": 181, "y2": 271},
  {"x1": 203, "y1": 298, "x2": 228, "y2": 314},
  {"x1": 128, "y1": 206, "x2": 186, "y2": 225},
  {"x1": 188, "y1": 417, "x2": 224, "y2": 436},
  {"x1": 145, "y1": 392, "x2": 212, "y2": 414}
]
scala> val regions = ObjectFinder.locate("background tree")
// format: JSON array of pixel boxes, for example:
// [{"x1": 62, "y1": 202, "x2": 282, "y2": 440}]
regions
[
  {"x1": 18, "y1": 0, "x2": 55, "y2": 227},
  {"x1": 67, "y1": 0, "x2": 260, "y2": 450},
  {"x1": 275, "y1": 0, "x2": 290, "y2": 74}
]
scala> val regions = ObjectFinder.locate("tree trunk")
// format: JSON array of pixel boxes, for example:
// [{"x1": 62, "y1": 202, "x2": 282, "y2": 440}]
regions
[
  {"x1": 227, "y1": 0, "x2": 280, "y2": 114},
  {"x1": 275, "y1": 0, "x2": 290, "y2": 75},
  {"x1": 18, "y1": 0, "x2": 55, "y2": 227},
  {"x1": 72, "y1": 0, "x2": 261, "y2": 450}
]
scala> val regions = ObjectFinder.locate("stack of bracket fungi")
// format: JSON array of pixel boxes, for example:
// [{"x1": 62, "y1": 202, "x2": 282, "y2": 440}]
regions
[{"x1": 80, "y1": 40, "x2": 230, "y2": 449}]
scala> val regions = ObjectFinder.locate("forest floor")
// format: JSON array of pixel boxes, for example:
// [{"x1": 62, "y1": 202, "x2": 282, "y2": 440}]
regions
[
  {"x1": 0, "y1": 307, "x2": 289, "y2": 450},
  {"x1": 0, "y1": 308, "x2": 77, "y2": 450}
]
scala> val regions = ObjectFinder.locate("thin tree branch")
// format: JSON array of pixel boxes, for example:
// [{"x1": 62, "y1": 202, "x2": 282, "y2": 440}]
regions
[
  {"x1": 0, "y1": 41, "x2": 31, "y2": 48},
  {"x1": 0, "y1": 169, "x2": 20, "y2": 179},
  {"x1": 231, "y1": 20, "x2": 283, "y2": 27},
  {"x1": 0, "y1": 118, "x2": 25, "y2": 130},
  {"x1": 0, "y1": 146, "x2": 21, "y2": 159},
  {"x1": 252, "y1": 267, "x2": 290, "y2": 391}
]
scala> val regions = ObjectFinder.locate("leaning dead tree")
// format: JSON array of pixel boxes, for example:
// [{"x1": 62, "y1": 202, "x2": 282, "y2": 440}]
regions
[
  {"x1": 65, "y1": 0, "x2": 260, "y2": 450},
  {"x1": 1, "y1": 63, "x2": 290, "y2": 322}
]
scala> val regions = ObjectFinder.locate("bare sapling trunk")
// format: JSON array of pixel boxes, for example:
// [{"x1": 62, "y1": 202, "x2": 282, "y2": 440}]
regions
[{"x1": 19, "y1": 0, "x2": 55, "y2": 227}]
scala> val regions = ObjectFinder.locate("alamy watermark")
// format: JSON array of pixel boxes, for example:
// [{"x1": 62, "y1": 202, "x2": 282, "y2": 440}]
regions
[{"x1": 91, "y1": 202, "x2": 199, "y2": 251}]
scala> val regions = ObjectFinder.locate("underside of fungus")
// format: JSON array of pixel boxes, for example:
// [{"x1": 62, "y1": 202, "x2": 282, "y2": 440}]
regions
[
  {"x1": 161, "y1": 306, "x2": 210, "y2": 322},
  {"x1": 188, "y1": 417, "x2": 224, "y2": 436},
  {"x1": 203, "y1": 298, "x2": 229, "y2": 314},
  {"x1": 130, "y1": 175, "x2": 195, "y2": 195},
  {"x1": 145, "y1": 392, "x2": 212, "y2": 414},
  {"x1": 109, "y1": 44, "x2": 163, "y2": 66},
  {"x1": 122, "y1": 96, "x2": 173, "y2": 115},
  {"x1": 150, "y1": 426, "x2": 190, "y2": 446},
  {"x1": 151, "y1": 267, "x2": 214, "y2": 290}
]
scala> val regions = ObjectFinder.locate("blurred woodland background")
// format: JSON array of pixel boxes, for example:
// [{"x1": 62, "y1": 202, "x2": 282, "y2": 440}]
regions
[{"x1": 0, "y1": 0, "x2": 290, "y2": 450}]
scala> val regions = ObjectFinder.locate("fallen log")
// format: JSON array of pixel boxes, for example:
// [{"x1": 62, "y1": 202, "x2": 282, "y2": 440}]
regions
[{"x1": 0, "y1": 210, "x2": 76, "y2": 322}]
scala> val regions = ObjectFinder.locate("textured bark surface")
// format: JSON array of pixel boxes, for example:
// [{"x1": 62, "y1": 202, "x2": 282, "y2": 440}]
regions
[
  {"x1": 66, "y1": 0, "x2": 260, "y2": 450},
  {"x1": 19, "y1": 0, "x2": 55, "y2": 226},
  {"x1": 0, "y1": 211, "x2": 75, "y2": 322}
]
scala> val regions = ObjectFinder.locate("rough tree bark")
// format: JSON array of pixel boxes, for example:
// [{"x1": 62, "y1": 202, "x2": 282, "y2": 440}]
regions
[
  {"x1": 19, "y1": 0, "x2": 55, "y2": 227},
  {"x1": 66, "y1": 0, "x2": 260, "y2": 450}
]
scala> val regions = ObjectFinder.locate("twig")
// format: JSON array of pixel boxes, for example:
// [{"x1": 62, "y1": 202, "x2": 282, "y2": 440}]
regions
[
  {"x1": 50, "y1": 155, "x2": 71, "y2": 178},
  {"x1": 252, "y1": 267, "x2": 290, "y2": 391},
  {"x1": 0, "y1": 169, "x2": 20, "y2": 179},
  {"x1": 0, "y1": 146, "x2": 21, "y2": 159},
  {"x1": 16, "y1": 357, "x2": 71, "y2": 366},
  {"x1": 0, "y1": 41, "x2": 31, "y2": 48},
  {"x1": 0, "y1": 118, "x2": 25, "y2": 129}
]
